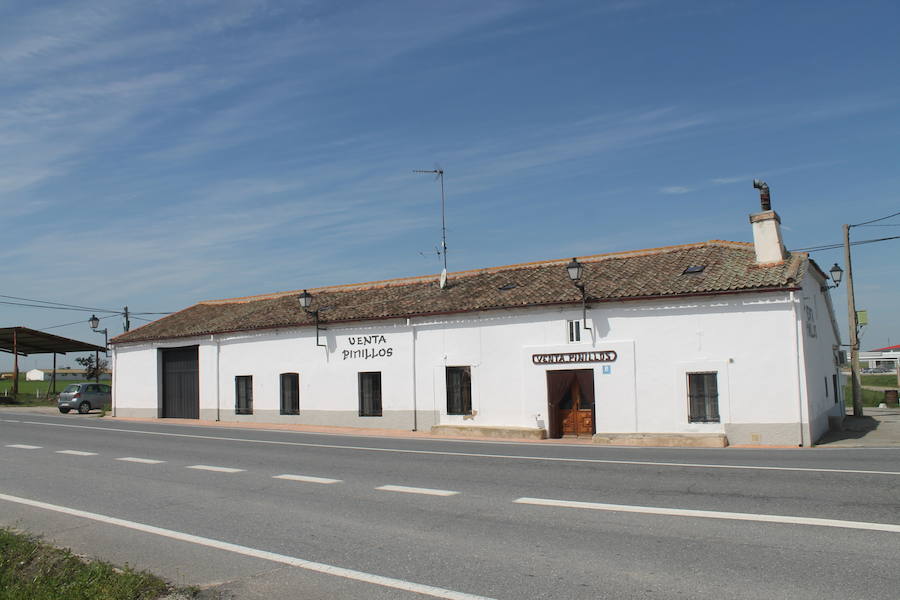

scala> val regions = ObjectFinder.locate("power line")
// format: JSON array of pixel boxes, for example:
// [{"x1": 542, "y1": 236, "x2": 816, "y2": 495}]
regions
[
  {"x1": 791, "y1": 234, "x2": 900, "y2": 253},
  {"x1": 40, "y1": 314, "x2": 117, "y2": 331},
  {"x1": 0, "y1": 294, "x2": 120, "y2": 313},
  {"x1": 851, "y1": 209, "x2": 900, "y2": 227}
]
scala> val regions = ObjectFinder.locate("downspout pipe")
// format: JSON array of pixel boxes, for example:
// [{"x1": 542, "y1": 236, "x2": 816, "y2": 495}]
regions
[{"x1": 790, "y1": 291, "x2": 806, "y2": 446}]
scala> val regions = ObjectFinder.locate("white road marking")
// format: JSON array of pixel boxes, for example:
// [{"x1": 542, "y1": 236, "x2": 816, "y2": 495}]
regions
[
  {"x1": 0, "y1": 491, "x2": 495, "y2": 600},
  {"x1": 2, "y1": 419, "x2": 21, "y2": 423},
  {"x1": 56, "y1": 450, "x2": 98, "y2": 456},
  {"x1": 5, "y1": 444, "x2": 41, "y2": 449},
  {"x1": 19, "y1": 420, "x2": 900, "y2": 477},
  {"x1": 376, "y1": 485, "x2": 459, "y2": 497},
  {"x1": 514, "y1": 497, "x2": 900, "y2": 534},
  {"x1": 273, "y1": 474, "x2": 342, "y2": 484},
  {"x1": 116, "y1": 457, "x2": 165, "y2": 464},
  {"x1": 187, "y1": 465, "x2": 245, "y2": 473}
]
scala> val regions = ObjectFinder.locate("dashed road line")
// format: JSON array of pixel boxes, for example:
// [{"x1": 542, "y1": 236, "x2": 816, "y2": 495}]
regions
[
  {"x1": 5, "y1": 444, "x2": 41, "y2": 449},
  {"x1": 187, "y1": 465, "x2": 245, "y2": 473},
  {"x1": 0, "y1": 491, "x2": 495, "y2": 600},
  {"x1": 56, "y1": 450, "x2": 98, "y2": 456},
  {"x1": 514, "y1": 497, "x2": 900, "y2": 533},
  {"x1": 17, "y1": 419, "x2": 900, "y2": 476},
  {"x1": 273, "y1": 474, "x2": 342, "y2": 484},
  {"x1": 376, "y1": 485, "x2": 459, "y2": 497},
  {"x1": 116, "y1": 457, "x2": 166, "y2": 464}
]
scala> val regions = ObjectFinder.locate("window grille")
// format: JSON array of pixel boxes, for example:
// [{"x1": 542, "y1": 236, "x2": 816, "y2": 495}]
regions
[
  {"x1": 567, "y1": 320, "x2": 581, "y2": 343},
  {"x1": 687, "y1": 372, "x2": 719, "y2": 423},
  {"x1": 280, "y1": 373, "x2": 299, "y2": 415},
  {"x1": 235, "y1": 375, "x2": 253, "y2": 415},
  {"x1": 358, "y1": 372, "x2": 382, "y2": 417},
  {"x1": 446, "y1": 366, "x2": 472, "y2": 415}
]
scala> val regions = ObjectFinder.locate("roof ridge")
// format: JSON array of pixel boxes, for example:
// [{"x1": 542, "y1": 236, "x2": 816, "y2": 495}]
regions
[{"x1": 199, "y1": 239, "x2": 755, "y2": 305}]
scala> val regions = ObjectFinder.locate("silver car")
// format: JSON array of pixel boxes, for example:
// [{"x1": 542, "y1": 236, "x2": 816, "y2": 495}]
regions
[{"x1": 58, "y1": 383, "x2": 111, "y2": 414}]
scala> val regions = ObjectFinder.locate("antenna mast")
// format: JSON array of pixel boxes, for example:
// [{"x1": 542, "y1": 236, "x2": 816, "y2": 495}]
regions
[{"x1": 413, "y1": 168, "x2": 448, "y2": 275}]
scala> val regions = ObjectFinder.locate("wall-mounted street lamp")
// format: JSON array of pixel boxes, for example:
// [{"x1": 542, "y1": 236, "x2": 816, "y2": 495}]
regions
[
  {"x1": 566, "y1": 258, "x2": 592, "y2": 334},
  {"x1": 298, "y1": 290, "x2": 327, "y2": 348},
  {"x1": 88, "y1": 314, "x2": 108, "y2": 383},
  {"x1": 88, "y1": 315, "x2": 108, "y2": 350},
  {"x1": 826, "y1": 263, "x2": 843, "y2": 289}
]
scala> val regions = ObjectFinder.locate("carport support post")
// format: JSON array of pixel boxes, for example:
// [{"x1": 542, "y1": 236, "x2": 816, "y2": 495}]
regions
[
  {"x1": 95, "y1": 350, "x2": 100, "y2": 383},
  {"x1": 51, "y1": 353, "x2": 57, "y2": 395},
  {"x1": 12, "y1": 330, "x2": 18, "y2": 398}
]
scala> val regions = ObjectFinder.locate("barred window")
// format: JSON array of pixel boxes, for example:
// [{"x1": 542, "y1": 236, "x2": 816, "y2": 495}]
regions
[
  {"x1": 235, "y1": 375, "x2": 253, "y2": 415},
  {"x1": 567, "y1": 320, "x2": 581, "y2": 342},
  {"x1": 446, "y1": 366, "x2": 472, "y2": 415},
  {"x1": 358, "y1": 372, "x2": 382, "y2": 417},
  {"x1": 280, "y1": 373, "x2": 299, "y2": 415},
  {"x1": 687, "y1": 372, "x2": 719, "y2": 423}
]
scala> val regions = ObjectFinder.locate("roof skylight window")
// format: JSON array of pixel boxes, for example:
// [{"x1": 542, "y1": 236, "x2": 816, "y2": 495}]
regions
[
  {"x1": 682, "y1": 265, "x2": 706, "y2": 274},
  {"x1": 498, "y1": 283, "x2": 517, "y2": 291}
]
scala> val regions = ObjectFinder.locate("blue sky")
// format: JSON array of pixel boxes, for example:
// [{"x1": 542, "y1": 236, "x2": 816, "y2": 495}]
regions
[{"x1": 2, "y1": 0, "x2": 898, "y2": 371}]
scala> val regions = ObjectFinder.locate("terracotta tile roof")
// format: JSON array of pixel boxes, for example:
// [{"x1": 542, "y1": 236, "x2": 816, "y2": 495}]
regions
[{"x1": 112, "y1": 241, "x2": 809, "y2": 344}]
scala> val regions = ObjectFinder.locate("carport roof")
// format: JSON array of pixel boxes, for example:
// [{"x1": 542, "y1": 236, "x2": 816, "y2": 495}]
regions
[{"x1": 0, "y1": 327, "x2": 107, "y2": 355}]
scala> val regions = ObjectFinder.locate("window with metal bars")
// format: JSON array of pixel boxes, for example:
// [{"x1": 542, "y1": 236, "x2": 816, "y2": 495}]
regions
[
  {"x1": 567, "y1": 320, "x2": 581, "y2": 343},
  {"x1": 687, "y1": 372, "x2": 719, "y2": 423},
  {"x1": 358, "y1": 372, "x2": 382, "y2": 417},
  {"x1": 235, "y1": 375, "x2": 253, "y2": 415},
  {"x1": 446, "y1": 366, "x2": 472, "y2": 415},
  {"x1": 280, "y1": 373, "x2": 299, "y2": 415}
]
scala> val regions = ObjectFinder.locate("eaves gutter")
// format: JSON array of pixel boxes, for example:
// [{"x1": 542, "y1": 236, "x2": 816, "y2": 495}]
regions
[{"x1": 110, "y1": 285, "x2": 801, "y2": 345}]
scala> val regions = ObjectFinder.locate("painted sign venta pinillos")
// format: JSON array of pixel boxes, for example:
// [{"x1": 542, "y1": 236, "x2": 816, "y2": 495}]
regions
[
  {"x1": 531, "y1": 350, "x2": 617, "y2": 365},
  {"x1": 342, "y1": 335, "x2": 394, "y2": 361}
]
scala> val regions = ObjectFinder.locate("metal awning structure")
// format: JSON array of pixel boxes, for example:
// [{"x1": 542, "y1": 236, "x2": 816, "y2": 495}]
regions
[{"x1": 0, "y1": 327, "x2": 107, "y2": 355}]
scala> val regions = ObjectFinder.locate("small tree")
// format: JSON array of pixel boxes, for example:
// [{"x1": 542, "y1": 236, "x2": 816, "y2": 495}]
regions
[{"x1": 75, "y1": 355, "x2": 109, "y2": 381}]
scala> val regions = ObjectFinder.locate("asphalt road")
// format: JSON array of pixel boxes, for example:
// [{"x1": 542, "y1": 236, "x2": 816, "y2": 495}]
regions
[{"x1": 1, "y1": 410, "x2": 898, "y2": 599}]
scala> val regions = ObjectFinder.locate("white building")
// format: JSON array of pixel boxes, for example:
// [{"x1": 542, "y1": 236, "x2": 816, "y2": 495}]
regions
[
  {"x1": 111, "y1": 201, "x2": 844, "y2": 446},
  {"x1": 25, "y1": 368, "x2": 111, "y2": 381}
]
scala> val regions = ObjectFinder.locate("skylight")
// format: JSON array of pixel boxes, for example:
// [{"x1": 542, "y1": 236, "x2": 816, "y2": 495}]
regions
[{"x1": 682, "y1": 265, "x2": 706, "y2": 274}]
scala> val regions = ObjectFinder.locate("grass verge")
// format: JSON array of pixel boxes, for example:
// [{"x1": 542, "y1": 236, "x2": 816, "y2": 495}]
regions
[
  {"x1": 843, "y1": 385, "x2": 896, "y2": 407},
  {"x1": 0, "y1": 527, "x2": 177, "y2": 600},
  {"x1": 860, "y1": 374, "x2": 900, "y2": 387}
]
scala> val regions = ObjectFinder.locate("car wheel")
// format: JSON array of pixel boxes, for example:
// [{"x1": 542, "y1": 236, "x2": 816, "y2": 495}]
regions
[
  {"x1": 59, "y1": 407, "x2": 70, "y2": 414},
  {"x1": 78, "y1": 401, "x2": 91, "y2": 414}
]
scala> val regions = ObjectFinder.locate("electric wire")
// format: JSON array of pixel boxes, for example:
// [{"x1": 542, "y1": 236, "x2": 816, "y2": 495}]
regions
[
  {"x1": 0, "y1": 294, "x2": 120, "y2": 313},
  {"x1": 851, "y1": 209, "x2": 900, "y2": 227},
  {"x1": 791, "y1": 235, "x2": 900, "y2": 253}
]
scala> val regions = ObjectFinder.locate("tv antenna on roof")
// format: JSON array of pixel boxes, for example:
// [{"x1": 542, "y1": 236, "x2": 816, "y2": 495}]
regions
[{"x1": 413, "y1": 166, "x2": 449, "y2": 287}]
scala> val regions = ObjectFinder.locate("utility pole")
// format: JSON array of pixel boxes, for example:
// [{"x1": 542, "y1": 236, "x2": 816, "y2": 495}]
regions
[
  {"x1": 123, "y1": 306, "x2": 130, "y2": 332},
  {"x1": 843, "y1": 223, "x2": 863, "y2": 417}
]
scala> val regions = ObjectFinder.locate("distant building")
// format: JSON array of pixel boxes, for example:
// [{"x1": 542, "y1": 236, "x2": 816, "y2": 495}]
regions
[
  {"x1": 111, "y1": 198, "x2": 843, "y2": 447},
  {"x1": 860, "y1": 345, "x2": 900, "y2": 371},
  {"x1": 25, "y1": 368, "x2": 111, "y2": 381}
]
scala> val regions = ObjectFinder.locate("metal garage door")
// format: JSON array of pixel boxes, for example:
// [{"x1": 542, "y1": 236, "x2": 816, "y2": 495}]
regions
[{"x1": 161, "y1": 346, "x2": 199, "y2": 419}]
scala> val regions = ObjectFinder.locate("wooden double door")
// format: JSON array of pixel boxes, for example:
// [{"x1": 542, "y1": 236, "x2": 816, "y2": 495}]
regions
[{"x1": 546, "y1": 369, "x2": 595, "y2": 438}]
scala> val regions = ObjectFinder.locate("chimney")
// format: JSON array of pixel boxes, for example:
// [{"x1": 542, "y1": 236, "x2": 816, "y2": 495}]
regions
[{"x1": 749, "y1": 179, "x2": 787, "y2": 264}]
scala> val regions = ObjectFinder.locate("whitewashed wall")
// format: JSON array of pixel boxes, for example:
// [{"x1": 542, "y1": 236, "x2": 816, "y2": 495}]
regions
[{"x1": 113, "y1": 288, "x2": 837, "y2": 444}]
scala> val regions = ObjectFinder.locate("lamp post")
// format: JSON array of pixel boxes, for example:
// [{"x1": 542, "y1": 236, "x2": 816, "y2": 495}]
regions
[
  {"x1": 566, "y1": 258, "x2": 592, "y2": 334},
  {"x1": 298, "y1": 291, "x2": 326, "y2": 348},
  {"x1": 88, "y1": 315, "x2": 108, "y2": 383}
]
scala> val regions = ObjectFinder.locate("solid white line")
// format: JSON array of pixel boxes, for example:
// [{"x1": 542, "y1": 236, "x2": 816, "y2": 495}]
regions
[
  {"x1": 376, "y1": 485, "x2": 459, "y2": 497},
  {"x1": 116, "y1": 457, "x2": 166, "y2": 464},
  {"x1": 514, "y1": 497, "x2": 900, "y2": 533},
  {"x1": 56, "y1": 450, "x2": 98, "y2": 456},
  {"x1": 273, "y1": 474, "x2": 342, "y2": 484},
  {"x1": 0, "y1": 491, "x2": 494, "y2": 600},
  {"x1": 18, "y1": 420, "x2": 900, "y2": 476},
  {"x1": 5, "y1": 444, "x2": 41, "y2": 449},
  {"x1": 187, "y1": 465, "x2": 245, "y2": 473},
  {"x1": 2, "y1": 419, "x2": 22, "y2": 423}
]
